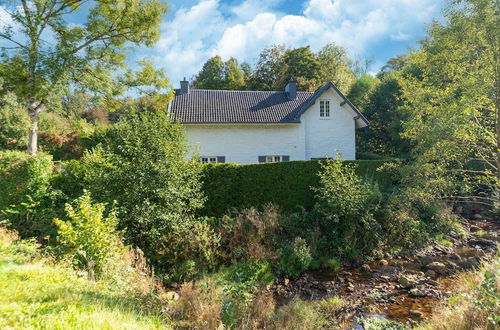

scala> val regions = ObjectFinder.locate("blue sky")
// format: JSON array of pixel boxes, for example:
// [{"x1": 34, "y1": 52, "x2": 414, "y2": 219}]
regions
[
  {"x1": 140, "y1": 0, "x2": 446, "y2": 87},
  {"x1": 0, "y1": 0, "x2": 446, "y2": 88}
]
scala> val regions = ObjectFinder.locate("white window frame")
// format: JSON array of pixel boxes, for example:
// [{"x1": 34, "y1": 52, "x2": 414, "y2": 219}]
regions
[
  {"x1": 200, "y1": 156, "x2": 218, "y2": 164},
  {"x1": 265, "y1": 155, "x2": 282, "y2": 162},
  {"x1": 319, "y1": 99, "x2": 331, "y2": 118}
]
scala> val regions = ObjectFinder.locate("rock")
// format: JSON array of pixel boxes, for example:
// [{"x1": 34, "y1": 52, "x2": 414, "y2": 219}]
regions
[
  {"x1": 398, "y1": 276, "x2": 414, "y2": 288},
  {"x1": 446, "y1": 261, "x2": 458, "y2": 270},
  {"x1": 420, "y1": 256, "x2": 434, "y2": 266},
  {"x1": 449, "y1": 253, "x2": 462, "y2": 262},
  {"x1": 472, "y1": 213, "x2": 482, "y2": 220},
  {"x1": 469, "y1": 225, "x2": 481, "y2": 232},
  {"x1": 361, "y1": 264, "x2": 371, "y2": 272},
  {"x1": 460, "y1": 257, "x2": 480, "y2": 270},
  {"x1": 284, "y1": 278, "x2": 290, "y2": 286},
  {"x1": 379, "y1": 259, "x2": 389, "y2": 266},
  {"x1": 163, "y1": 291, "x2": 180, "y2": 301},
  {"x1": 409, "y1": 310, "x2": 423, "y2": 318},
  {"x1": 409, "y1": 288, "x2": 426, "y2": 297},
  {"x1": 427, "y1": 262, "x2": 447, "y2": 274},
  {"x1": 427, "y1": 280, "x2": 440, "y2": 287},
  {"x1": 425, "y1": 269, "x2": 436, "y2": 277}
]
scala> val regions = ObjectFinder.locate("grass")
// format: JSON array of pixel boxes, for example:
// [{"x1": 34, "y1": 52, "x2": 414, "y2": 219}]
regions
[
  {"x1": 0, "y1": 229, "x2": 170, "y2": 330},
  {"x1": 416, "y1": 255, "x2": 499, "y2": 330}
]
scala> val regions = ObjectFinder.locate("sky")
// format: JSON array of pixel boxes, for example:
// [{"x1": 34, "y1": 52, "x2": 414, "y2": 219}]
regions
[
  {"x1": 0, "y1": 0, "x2": 446, "y2": 88},
  {"x1": 138, "y1": 0, "x2": 446, "y2": 87}
]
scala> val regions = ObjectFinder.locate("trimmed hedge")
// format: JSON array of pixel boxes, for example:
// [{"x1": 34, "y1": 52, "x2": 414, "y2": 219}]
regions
[{"x1": 200, "y1": 160, "x2": 395, "y2": 217}]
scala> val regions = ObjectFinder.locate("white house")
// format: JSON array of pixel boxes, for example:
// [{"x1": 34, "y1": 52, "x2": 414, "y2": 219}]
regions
[{"x1": 168, "y1": 80, "x2": 368, "y2": 164}]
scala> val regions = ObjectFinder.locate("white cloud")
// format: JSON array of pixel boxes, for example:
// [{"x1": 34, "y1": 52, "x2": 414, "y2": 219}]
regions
[{"x1": 153, "y1": 0, "x2": 443, "y2": 85}]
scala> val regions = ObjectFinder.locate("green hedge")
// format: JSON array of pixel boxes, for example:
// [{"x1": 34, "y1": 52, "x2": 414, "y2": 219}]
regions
[{"x1": 200, "y1": 160, "x2": 395, "y2": 217}]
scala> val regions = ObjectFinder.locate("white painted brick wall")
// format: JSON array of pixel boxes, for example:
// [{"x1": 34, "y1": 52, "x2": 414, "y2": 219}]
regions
[{"x1": 184, "y1": 87, "x2": 357, "y2": 163}]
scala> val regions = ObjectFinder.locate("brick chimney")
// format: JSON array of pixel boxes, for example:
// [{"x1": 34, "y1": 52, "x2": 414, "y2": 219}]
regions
[
  {"x1": 179, "y1": 78, "x2": 189, "y2": 95},
  {"x1": 285, "y1": 80, "x2": 296, "y2": 100}
]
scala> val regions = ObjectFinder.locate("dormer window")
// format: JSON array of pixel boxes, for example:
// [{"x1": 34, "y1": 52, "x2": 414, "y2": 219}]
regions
[{"x1": 320, "y1": 100, "x2": 330, "y2": 118}]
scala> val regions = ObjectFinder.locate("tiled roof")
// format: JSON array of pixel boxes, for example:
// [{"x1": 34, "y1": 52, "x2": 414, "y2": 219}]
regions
[{"x1": 169, "y1": 89, "x2": 315, "y2": 124}]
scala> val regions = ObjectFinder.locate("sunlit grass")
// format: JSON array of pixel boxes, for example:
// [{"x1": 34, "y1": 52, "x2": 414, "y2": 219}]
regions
[{"x1": 0, "y1": 235, "x2": 170, "y2": 330}]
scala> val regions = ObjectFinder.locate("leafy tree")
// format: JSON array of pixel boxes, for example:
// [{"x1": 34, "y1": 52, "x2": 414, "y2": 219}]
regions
[
  {"x1": 280, "y1": 46, "x2": 321, "y2": 91},
  {"x1": 223, "y1": 58, "x2": 245, "y2": 90},
  {"x1": 357, "y1": 73, "x2": 409, "y2": 156},
  {"x1": 347, "y1": 74, "x2": 380, "y2": 111},
  {"x1": 399, "y1": 0, "x2": 499, "y2": 209},
  {"x1": 240, "y1": 62, "x2": 253, "y2": 89},
  {"x1": 317, "y1": 43, "x2": 356, "y2": 94},
  {"x1": 0, "y1": 0, "x2": 168, "y2": 155},
  {"x1": 0, "y1": 89, "x2": 29, "y2": 150},
  {"x1": 192, "y1": 55, "x2": 225, "y2": 89},
  {"x1": 251, "y1": 45, "x2": 286, "y2": 91}
]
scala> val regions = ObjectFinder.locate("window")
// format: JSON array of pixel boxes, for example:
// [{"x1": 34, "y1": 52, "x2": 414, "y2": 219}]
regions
[
  {"x1": 258, "y1": 155, "x2": 290, "y2": 162},
  {"x1": 320, "y1": 100, "x2": 330, "y2": 118},
  {"x1": 200, "y1": 156, "x2": 218, "y2": 164},
  {"x1": 266, "y1": 155, "x2": 282, "y2": 162}
]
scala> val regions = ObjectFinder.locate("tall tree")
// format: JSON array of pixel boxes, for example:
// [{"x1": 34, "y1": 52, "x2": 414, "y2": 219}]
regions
[
  {"x1": 280, "y1": 46, "x2": 321, "y2": 91},
  {"x1": 251, "y1": 45, "x2": 286, "y2": 91},
  {"x1": 400, "y1": 0, "x2": 499, "y2": 208},
  {"x1": 192, "y1": 55, "x2": 225, "y2": 89},
  {"x1": 0, "y1": 0, "x2": 167, "y2": 155},
  {"x1": 317, "y1": 43, "x2": 356, "y2": 94},
  {"x1": 223, "y1": 57, "x2": 245, "y2": 90}
]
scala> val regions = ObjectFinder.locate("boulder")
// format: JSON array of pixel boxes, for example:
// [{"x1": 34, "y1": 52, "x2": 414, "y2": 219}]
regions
[
  {"x1": 426, "y1": 262, "x2": 447, "y2": 274},
  {"x1": 419, "y1": 256, "x2": 434, "y2": 266},
  {"x1": 425, "y1": 269, "x2": 436, "y2": 277},
  {"x1": 409, "y1": 288, "x2": 426, "y2": 297},
  {"x1": 398, "y1": 276, "x2": 414, "y2": 288}
]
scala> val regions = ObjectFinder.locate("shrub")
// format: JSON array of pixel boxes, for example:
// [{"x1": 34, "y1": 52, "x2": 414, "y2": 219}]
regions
[
  {"x1": 0, "y1": 151, "x2": 64, "y2": 239},
  {"x1": 276, "y1": 237, "x2": 312, "y2": 278},
  {"x1": 54, "y1": 191, "x2": 124, "y2": 278},
  {"x1": 68, "y1": 107, "x2": 206, "y2": 277},
  {"x1": 216, "y1": 205, "x2": 281, "y2": 263},
  {"x1": 313, "y1": 158, "x2": 383, "y2": 258},
  {"x1": 201, "y1": 159, "x2": 393, "y2": 217}
]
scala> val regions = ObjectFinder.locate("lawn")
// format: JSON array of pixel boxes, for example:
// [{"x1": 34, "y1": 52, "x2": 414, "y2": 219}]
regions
[{"x1": 0, "y1": 235, "x2": 170, "y2": 330}]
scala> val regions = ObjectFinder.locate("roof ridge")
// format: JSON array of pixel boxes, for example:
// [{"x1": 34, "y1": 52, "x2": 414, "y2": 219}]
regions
[{"x1": 189, "y1": 89, "x2": 314, "y2": 94}]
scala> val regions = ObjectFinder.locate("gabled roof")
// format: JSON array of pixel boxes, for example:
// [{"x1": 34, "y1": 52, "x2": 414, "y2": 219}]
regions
[{"x1": 169, "y1": 82, "x2": 369, "y2": 127}]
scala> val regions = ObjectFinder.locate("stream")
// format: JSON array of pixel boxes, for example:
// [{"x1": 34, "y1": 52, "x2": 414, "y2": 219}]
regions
[{"x1": 270, "y1": 216, "x2": 499, "y2": 328}]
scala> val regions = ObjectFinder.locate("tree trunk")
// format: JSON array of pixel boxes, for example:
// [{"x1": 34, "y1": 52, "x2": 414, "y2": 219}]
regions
[{"x1": 27, "y1": 103, "x2": 39, "y2": 156}]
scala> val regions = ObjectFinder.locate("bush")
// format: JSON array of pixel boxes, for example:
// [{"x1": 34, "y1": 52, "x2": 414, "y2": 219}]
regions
[
  {"x1": 65, "y1": 107, "x2": 206, "y2": 277},
  {"x1": 313, "y1": 158, "x2": 383, "y2": 258},
  {"x1": 276, "y1": 237, "x2": 312, "y2": 278},
  {"x1": 201, "y1": 159, "x2": 393, "y2": 217},
  {"x1": 0, "y1": 151, "x2": 64, "y2": 239},
  {"x1": 216, "y1": 205, "x2": 281, "y2": 263},
  {"x1": 54, "y1": 191, "x2": 124, "y2": 278}
]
